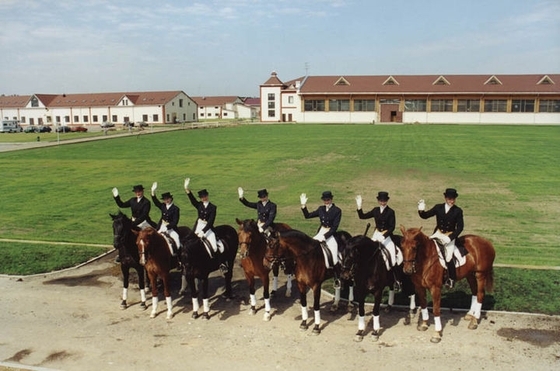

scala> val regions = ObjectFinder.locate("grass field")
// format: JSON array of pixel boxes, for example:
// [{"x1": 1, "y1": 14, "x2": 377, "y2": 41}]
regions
[{"x1": 0, "y1": 124, "x2": 559, "y2": 313}]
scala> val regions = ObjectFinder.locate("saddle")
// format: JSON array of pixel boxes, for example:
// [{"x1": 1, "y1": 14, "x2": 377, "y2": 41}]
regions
[
  {"x1": 433, "y1": 240, "x2": 468, "y2": 269},
  {"x1": 161, "y1": 232, "x2": 178, "y2": 256},
  {"x1": 320, "y1": 241, "x2": 336, "y2": 269},
  {"x1": 200, "y1": 237, "x2": 225, "y2": 259}
]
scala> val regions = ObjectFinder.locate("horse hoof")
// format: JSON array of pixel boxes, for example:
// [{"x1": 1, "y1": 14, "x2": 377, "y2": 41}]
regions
[
  {"x1": 202, "y1": 312, "x2": 210, "y2": 320},
  {"x1": 371, "y1": 331, "x2": 380, "y2": 342},
  {"x1": 330, "y1": 304, "x2": 339, "y2": 312},
  {"x1": 150, "y1": 311, "x2": 156, "y2": 319},
  {"x1": 430, "y1": 333, "x2": 442, "y2": 343},
  {"x1": 285, "y1": 290, "x2": 291, "y2": 298},
  {"x1": 354, "y1": 330, "x2": 364, "y2": 342},
  {"x1": 192, "y1": 312, "x2": 199, "y2": 319},
  {"x1": 464, "y1": 313, "x2": 475, "y2": 321},
  {"x1": 384, "y1": 305, "x2": 392, "y2": 313},
  {"x1": 263, "y1": 312, "x2": 271, "y2": 322},
  {"x1": 417, "y1": 322, "x2": 429, "y2": 332},
  {"x1": 299, "y1": 321, "x2": 308, "y2": 331},
  {"x1": 248, "y1": 306, "x2": 256, "y2": 316},
  {"x1": 270, "y1": 290, "x2": 276, "y2": 298},
  {"x1": 166, "y1": 313, "x2": 173, "y2": 320},
  {"x1": 120, "y1": 300, "x2": 127, "y2": 310},
  {"x1": 140, "y1": 301, "x2": 147, "y2": 310},
  {"x1": 403, "y1": 316, "x2": 411, "y2": 326},
  {"x1": 311, "y1": 325, "x2": 321, "y2": 335},
  {"x1": 468, "y1": 318, "x2": 479, "y2": 330}
]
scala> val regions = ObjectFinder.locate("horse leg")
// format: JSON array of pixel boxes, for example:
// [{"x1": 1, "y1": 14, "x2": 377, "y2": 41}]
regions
[
  {"x1": 347, "y1": 284, "x2": 355, "y2": 312},
  {"x1": 311, "y1": 285, "x2": 322, "y2": 335},
  {"x1": 467, "y1": 271, "x2": 488, "y2": 329},
  {"x1": 416, "y1": 288, "x2": 430, "y2": 332},
  {"x1": 354, "y1": 293, "x2": 366, "y2": 342},
  {"x1": 385, "y1": 289, "x2": 395, "y2": 313},
  {"x1": 120, "y1": 265, "x2": 129, "y2": 309},
  {"x1": 148, "y1": 271, "x2": 159, "y2": 318},
  {"x1": 261, "y1": 273, "x2": 272, "y2": 322},
  {"x1": 247, "y1": 275, "x2": 257, "y2": 316},
  {"x1": 298, "y1": 283, "x2": 309, "y2": 331},
  {"x1": 136, "y1": 265, "x2": 147, "y2": 309},
  {"x1": 222, "y1": 267, "x2": 234, "y2": 300},
  {"x1": 271, "y1": 264, "x2": 279, "y2": 297},
  {"x1": 371, "y1": 290, "x2": 383, "y2": 342},
  {"x1": 162, "y1": 273, "x2": 173, "y2": 320},
  {"x1": 285, "y1": 274, "x2": 293, "y2": 297},
  {"x1": 430, "y1": 286, "x2": 443, "y2": 343},
  {"x1": 403, "y1": 294, "x2": 417, "y2": 325},
  {"x1": 331, "y1": 287, "x2": 341, "y2": 312},
  {"x1": 464, "y1": 273, "x2": 478, "y2": 321},
  {"x1": 179, "y1": 267, "x2": 188, "y2": 295},
  {"x1": 189, "y1": 277, "x2": 200, "y2": 319},
  {"x1": 201, "y1": 278, "x2": 211, "y2": 320}
]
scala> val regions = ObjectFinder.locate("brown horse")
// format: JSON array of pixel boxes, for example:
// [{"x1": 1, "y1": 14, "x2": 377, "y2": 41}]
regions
[
  {"x1": 399, "y1": 226, "x2": 495, "y2": 343},
  {"x1": 133, "y1": 226, "x2": 191, "y2": 319},
  {"x1": 236, "y1": 218, "x2": 293, "y2": 321},
  {"x1": 265, "y1": 229, "x2": 352, "y2": 335}
]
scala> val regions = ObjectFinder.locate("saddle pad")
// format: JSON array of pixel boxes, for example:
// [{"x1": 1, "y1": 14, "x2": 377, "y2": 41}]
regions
[{"x1": 434, "y1": 241, "x2": 467, "y2": 269}]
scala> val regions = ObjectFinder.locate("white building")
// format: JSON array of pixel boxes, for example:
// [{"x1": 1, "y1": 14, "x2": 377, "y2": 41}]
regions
[
  {"x1": 260, "y1": 72, "x2": 560, "y2": 125},
  {"x1": 192, "y1": 96, "x2": 260, "y2": 120},
  {"x1": 0, "y1": 91, "x2": 198, "y2": 128}
]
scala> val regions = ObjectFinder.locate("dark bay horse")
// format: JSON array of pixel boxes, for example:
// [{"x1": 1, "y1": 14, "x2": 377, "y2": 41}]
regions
[
  {"x1": 110, "y1": 211, "x2": 147, "y2": 310},
  {"x1": 265, "y1": 229, "x2": 352, "y2": 335},
  {"x1": 235, "y1": 218, "x2": 293, "y2": 321},
  {"x1": 179, "y1": 225, "x2": 238, "y2": 319},
  {"x1": 399, "y1": 226, "x2": 495, "y2": 343},
  {"x1": 340, "y1": 235, "x2": 416, "y2": 342},
  {"x1": 133, "y1": 225, "x2": 191, "y2": 319}
]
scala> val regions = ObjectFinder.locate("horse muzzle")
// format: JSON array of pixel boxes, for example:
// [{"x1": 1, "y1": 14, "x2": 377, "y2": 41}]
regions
[{"x1": 403, "y1": 260, "x2": 416, "y2": 275}]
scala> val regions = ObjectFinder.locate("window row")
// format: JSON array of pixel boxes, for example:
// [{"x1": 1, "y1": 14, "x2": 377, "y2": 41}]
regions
[{"x1": 19, "y1": 114, "x2": 159, "y2": 124}]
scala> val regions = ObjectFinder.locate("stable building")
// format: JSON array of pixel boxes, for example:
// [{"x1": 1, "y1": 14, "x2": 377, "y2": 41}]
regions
[
  {"x1": 0, "y1": 91, "x2": 198, "y2": 128},
  {"x1": 192, "y1": 96, "x2": 259, "y2": 120},
  {"x1": 260, "y1": 72, "x2": 560, "y2": 124}
]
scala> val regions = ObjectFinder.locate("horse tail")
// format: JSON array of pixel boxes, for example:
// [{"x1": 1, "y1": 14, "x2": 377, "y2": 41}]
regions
[{"x1": 485, "y1": 268, "x2": 495, "y2": 293}]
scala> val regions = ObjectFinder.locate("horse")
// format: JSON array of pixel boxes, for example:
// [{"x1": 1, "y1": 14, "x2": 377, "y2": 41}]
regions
[
  {"x1": 133, "y1": 225, "x2": 191, "y2": 319},
  {"x1": 235, "y1": 218, "x2": 294, "y2": 321},
  {"x1": 340, "y1": 235, "x2": 417, "y2": 342},
  {"x1": 264, "y1": 229, "x2": 353, "y2": 335},
  {"x1": 110, "y1": 211, "x2": 147, "y2": 310},
  {"x1": 399, "y1": 226, "x2": 495, "y2": 343},
  {"x1": 179, "y1": 225, "x2": 239, "y2": 319}
]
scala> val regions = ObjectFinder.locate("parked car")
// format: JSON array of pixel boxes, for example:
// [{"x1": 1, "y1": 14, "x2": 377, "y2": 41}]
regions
[
  {"x1": 123, "y1": 121, "x2": 134, "y2": 128},
  {"x1": 38, "y1": 125, "x2": 52, "y2": 133},
  {"x1": 24, "y1": 126, "x2": 38, "y2": 133},
  {"x1": 56, "y1": 125, "x2": 72, "y2": 133},
  {"x1": 100, "y1": 121, "x2": 115, "y2": 128},
  {"x1": 71, "y1": 126, "x2": 88, "y2": 132},
  {"x1": 136, "y1": 121, "x2": 149, "y2": 127}
]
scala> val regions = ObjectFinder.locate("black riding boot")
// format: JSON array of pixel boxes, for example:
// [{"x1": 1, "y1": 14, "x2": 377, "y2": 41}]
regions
[
  {"x1": 333, "y1": 263, "x2": 342, "y2": 289},
  {"x1": 445, "y1": 261, "x2": 456, "y2": 289},
  {"x1": 218, "y1": 252, "x2": 229, "y2": 274},
  {"x1": 392, "y1": 266, "x2": 403, "y2": 292}
]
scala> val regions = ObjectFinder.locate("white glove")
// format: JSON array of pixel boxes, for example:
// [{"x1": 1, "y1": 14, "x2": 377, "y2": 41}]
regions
[
  {"x1": 258, "y1": 226, "x2": 264, "y2": 233},
  {"x1": 151, "y1": 182, "x2": 157, "y2": 196},
  {"x1": 238, "y1": 187, "x2": 244, "y2": 199},
  {"x1": 316, "y1": 234, "x2": 326, "y2": 242},
  {"x1": 112, "y1": 187, "x2": 119, "y2": 197},
  {"x1": 440, "y1": 235, "x2": 451, "y2": 245},
  {"x1": 184, "y1": 177, "x2": 190, "y2": 191},
  {"x1": 372, "y1": 230, "x2": 385, "y2": 242},
  {"x1": 300, "y1": 193, "x2": 308, "y2": 207},
  {"x1": 355, "y1": 195, "x2": 363, "y2": 210},
  {"x1": 196, "y1": 230, "x2": 205, "y2": 238},
  {"x1": 418, "y1": 199, "x2": 426, "y2": 211}
]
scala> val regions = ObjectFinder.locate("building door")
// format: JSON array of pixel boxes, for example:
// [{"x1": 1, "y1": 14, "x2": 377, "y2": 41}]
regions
[{"x1": 380, "y1": 103, "x2": 402, "y2": 123}]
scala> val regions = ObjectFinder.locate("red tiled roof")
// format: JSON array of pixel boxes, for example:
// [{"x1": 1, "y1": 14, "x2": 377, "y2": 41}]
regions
[
  {"x1": 191, "y1": 96, "x2": 241, "y2": 107},
  {"x1": 0, "y1": 95, "x2": 31, "y2": 108},
  {"x1": 243, "y1": 97, "x2": 261, "y2": 106},
  {"x1": 296, "y1": 74, "x2": 560, "y2": 95}
]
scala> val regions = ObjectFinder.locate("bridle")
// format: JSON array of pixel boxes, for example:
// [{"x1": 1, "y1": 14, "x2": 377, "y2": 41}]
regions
[{"x1": 401, "y1": 240, "x2": 418, "y2": 274}]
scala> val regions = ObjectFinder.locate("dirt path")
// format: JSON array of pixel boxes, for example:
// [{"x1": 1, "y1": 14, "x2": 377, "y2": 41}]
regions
[{"x1": 1, "y1": 253, "x2": 559, "y2": 371}]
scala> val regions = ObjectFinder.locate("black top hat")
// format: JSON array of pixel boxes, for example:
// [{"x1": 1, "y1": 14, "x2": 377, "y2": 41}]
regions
[
  {"x1": 198, "y1": 189, "x2": 209, "y2": 197},
  {"x1": 132, "y1": 184, "x2": 144, "y2": 192},
  {"x1": 321, "y1": 191, "x2": 334, "y2": 200},
  {"x1": 160, "y1": 192, "x2": 173, "y2": 200},
  {"x1": 257, "y1": 189, "x2": 268, "y2": 198},
  {"x1": 443, "y1": 188, "x2": 459, "y2": 198},
  {"x1": 376, "y1": 191, "x2": 390, "y2": 201}
]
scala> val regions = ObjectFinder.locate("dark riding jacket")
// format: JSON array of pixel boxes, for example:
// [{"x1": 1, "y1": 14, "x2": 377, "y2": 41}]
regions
[
  {"x1": 113, "y1": 195, "x2": 156, "y2": 228},
  {"x1": 302, "y1": 204, "x2": 341, "y2": 239},
  {"x1": 357, "y1": 206, "x2": 395, "y2": 238},
  {"x1": 418, "y1": 203, "x2": 464, "y2": 241},
  {"x1": 239, "y1": 198, "x2": 277, "y2": 230},
  {"x1": 151, "y1": 195, "x2": 180, "y2": 232},
  {"x1": 187, "y1": 192, "x2": 216, "y2": 233}
]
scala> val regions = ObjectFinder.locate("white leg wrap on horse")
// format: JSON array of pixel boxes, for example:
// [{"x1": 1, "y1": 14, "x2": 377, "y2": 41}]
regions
[
  {"x1": 272, "y1": 276, "x2": 279, "y2": 291},
  {"x1": 421, "y1": 308, "x2": 429, "y2": 321},
  {"x1": 373, "y1": 315, "x2": 380, "y2": 331},
  {"x1": 140, "y1": 289, "x2": 146, "y2": 303},
  {"x1": 409, "y1": 294, "x2": 416, "y2": 310},
  {"x1": 203, "y1": 298, "x2": 210, "y2": 313},
  {"x1": 334, "y1": 288, "x2": 341, "y2": 303},
  {"x1": 152, "y1": 297, "x2": 158, "y2": 312},
  {"x1": 286, "y1": 275, "x2": 292, "y2": 290},
  {"x1": 264, "y1": 298, "x2": 271, "y2": 312},
  {"x1": 314, "y1": 310, "x2": 321, "y2": 325},
  {"x1": 166, "y1": 296, "x2": 172, "y2": 311},
  {"x1": 358, "y1": 316, "x2": 366, "y2": 330},
  {"x1": 250, "y1": 294, "x2": 257, "y2": 307},
  {"x1": 474, "y1": 302, "x2": 483, "y2": 319},
  {"x1": 434, "y1": 316, "x2": 442, "y2": 332},
  {"x1": 301, "y1": 306, "x2": 308, "y2": 321},
  {"x1": 348, "y1": 286, "x2": 354, "y2": 302},
  {"x1": 122, "y1": 288, "x2": 128, "y2": 301},
  {"x1": 468, "y1": 295, "x2": 477, "y2": 315},
  {"x1": 192, "y1": 298, "x2": 199, "y2": 312},
  {"x1": 388, "y1": 290, "x2": 395, "y2": 306}
]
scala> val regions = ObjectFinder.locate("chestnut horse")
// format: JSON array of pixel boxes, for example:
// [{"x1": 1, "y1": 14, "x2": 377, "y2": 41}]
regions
[
  {"x1": 399, "y1": 226, "x2": 495, "y2": 343},
  {"x1": 179, "y1": 225, "x2": 238, "y2": 319},
  {"x1": 340, "y1": 235, "x2": 416, "y2": 342},
  {"x1": 133, "y1": 225, "x2": 191, "y2": 319},
  {"x1": 110, "y1": 211, "x2": 147, "y2": 310},
  {"x1": 265, "y1": 229, "x2": 352, "y2": 335},
  {"x1": 236, "y1": 218, "x2": 294, "y2": 321}
]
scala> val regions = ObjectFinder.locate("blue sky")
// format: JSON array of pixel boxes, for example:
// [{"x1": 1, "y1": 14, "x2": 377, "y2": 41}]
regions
[{"x1": 1, "y1": 0, "x2": 559, "y2": 97}]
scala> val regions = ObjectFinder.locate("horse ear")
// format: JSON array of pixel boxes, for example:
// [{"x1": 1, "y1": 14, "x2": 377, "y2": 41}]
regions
[
  {"x1": 236, "y1": 218, "x2": 242, "y2": 225},
  {"x1": 399, "y1": 224, "x2": 406, "y2": 235},
  {"x1": 131, "y1": 229, "x2": 139, "y2": 236}
]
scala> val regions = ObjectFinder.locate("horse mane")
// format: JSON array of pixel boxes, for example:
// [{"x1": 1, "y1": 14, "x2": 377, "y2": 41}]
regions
[{"x1": 281, "y1": 229, "x2": 315, "y2": 243}]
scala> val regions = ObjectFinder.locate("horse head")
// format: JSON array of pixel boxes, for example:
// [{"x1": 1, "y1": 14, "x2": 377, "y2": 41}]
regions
[
  {"x1": 236, "y1": 218, "x2": 264, "y2": 259},
  {"x1": 399, "y1": 225, "x2": 424, "y2": 275},
  {"x1": 134, "y1": 227, "x2": 158, "y2": 266}
]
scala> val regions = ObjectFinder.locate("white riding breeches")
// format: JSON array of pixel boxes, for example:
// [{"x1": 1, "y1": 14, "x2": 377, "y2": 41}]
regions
[
  {"x1": 195, "y1": 219, "x2": 221, "y2": 253},
  {"x1": 314, "y1": 227, "x2": 338, "y2": 266},
  {"x1": 430, "y1": 230, "x2": 455, "y2": 262}
]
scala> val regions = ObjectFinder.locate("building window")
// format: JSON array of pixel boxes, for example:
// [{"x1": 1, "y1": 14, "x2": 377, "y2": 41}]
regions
[
  {"x1": 31, "y1": 97, "x2": 39, "y2": 107},
  {"x1": 268, "y1": 110, "x2": 275, "y2": 117},
  {"x1": 457, "y1": 99, "x2": 480, "y2": 112},
  {"x1": 83, "y1": 115, "x2": 88, "y2": 122},
  {"x1": 404, "y1": 99, "x2": 427, "y2": 112},
  {"x1": 430, "y1": 99, "x2": 453, "y2": 112},
  {"x1": 268, "y1": 93, "x2": 275, "y2": 101},
  {"x1": 179, "y1": 99, "x2": 183, "y2": 108},
  {"x1": 288, "y1": 96, "x2": 294, "y2": 104},
  {"x1": 539, "y1": 99, "x2": 560, "y2": 112},
  {"x1": 143, "y1": 114, "x2": 148, "y2": 121},
  {"x1": 153, "y1": 114, "x2": 159, "y2": 121},
  {"x1": 304, "y1": 100, "x2": 325, "y2": 111},
  {"x1": 511, "y1": 99, "x2": 535, "y2": 113},
  {"x1": 112, "y1": 115, "x2": 118, "y2": 122},
  {"x1": 74, "y1": 115, "x2": 79, "y2": 122},
  {"x1": 200, "y1": 113, "x2": 205, "y2": 117},
  {"x1": 207, "y1": 113, "x2": 212, "y2": 117},
  {"x1": 122, "y1": 99, "x2": 128, "y2": 106},
  {"x1": 21, "y1": 117, "x2": 26, "y2": 123},
  {"x1": 92, "y1": 115, "x2": 98, "y2": 122},
  {"x1": 224, "y1": 112, "x2": 228, "y2": 116},
  {"x1": 354, "y1": 100, "x2": 375, "y2": 111},
  {"x1": 268, "y1": 101, "x2": 275, "y2": 109},
  {"x1": 483, "y1": 100, "x2": 507, "y2": 112},
  {"x1": 102, "y1": 115, "x2": 108, "y2": 122},
  {"x1": 329, "y1": 99, "x2": 350, "y2": 111}
]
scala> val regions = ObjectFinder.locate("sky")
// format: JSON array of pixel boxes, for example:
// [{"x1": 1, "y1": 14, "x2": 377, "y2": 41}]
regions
[{"x1": 1, "y1": 0, "x2": 559, "y2": 97}]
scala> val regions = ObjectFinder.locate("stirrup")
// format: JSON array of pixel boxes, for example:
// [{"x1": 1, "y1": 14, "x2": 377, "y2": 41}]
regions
[
  {"x1": 333, "y1": 278, "x2": 341, "y2": 290},
  {"x1": 445, "y1": 278, "x2": 454, "y2": 289},
  {"x1": 393, "y1": 280, "x2": 402, "y2": 293},
  {"x1": 219, "y1": 263, "x2": 229, "y2": 274}
]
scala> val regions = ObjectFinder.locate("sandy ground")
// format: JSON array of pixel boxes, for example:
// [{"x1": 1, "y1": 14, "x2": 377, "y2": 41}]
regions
[{"x1": 1, "y1": 252, "x2": 559, "y2": 371}]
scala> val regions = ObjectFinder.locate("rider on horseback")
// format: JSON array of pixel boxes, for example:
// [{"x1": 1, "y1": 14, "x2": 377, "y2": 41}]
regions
[
  {"x1": 300, "y1": 191, "x2": 343, "y2": 289},
  {"x1": 418, "y1": 188, "x2": 464, "y2": 289},
  {"x1": 238, "y1": 187, "x2": 277, "y2": 238},
  {"x1": 112, "y1": 184, "x2": 157, "y2": 229},
  {"x1": 184, "y1": 178, "x2": 228, "y2": 273},
  {"x1": 150, "y1": 182, "x2": 181, "y2": 253},
  {"x1": 355, "y1": 191, "x2": 403, "y2": 292}
]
